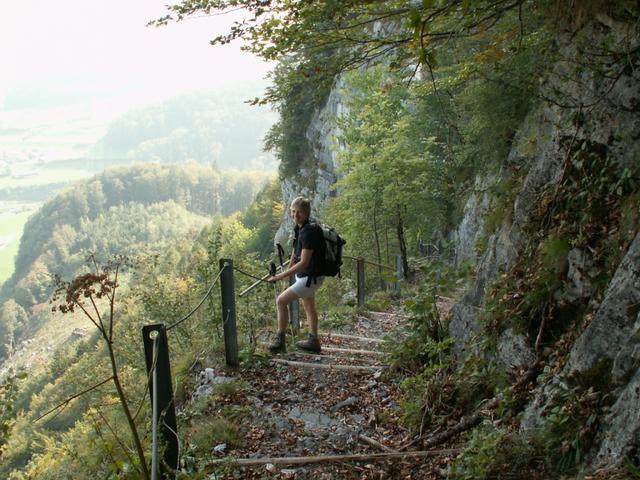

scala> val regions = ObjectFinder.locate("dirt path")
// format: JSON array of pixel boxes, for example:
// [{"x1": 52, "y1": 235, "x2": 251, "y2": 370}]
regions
[{"x1": 203, "y1": 310, "x2": 454, "y2": 479}]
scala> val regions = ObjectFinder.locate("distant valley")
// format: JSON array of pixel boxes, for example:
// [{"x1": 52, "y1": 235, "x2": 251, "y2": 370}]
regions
[{"x1": 0, "y1": 85, "x2": 276, "y2": 284}]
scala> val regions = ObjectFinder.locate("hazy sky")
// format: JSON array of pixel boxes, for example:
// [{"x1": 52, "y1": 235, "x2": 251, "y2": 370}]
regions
[{"x1": 0, "y1": 0, "x2": 273, "y2": 160}]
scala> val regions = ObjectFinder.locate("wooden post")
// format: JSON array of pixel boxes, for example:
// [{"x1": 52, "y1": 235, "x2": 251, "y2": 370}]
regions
[
  {"x1": 357, "y1": 257, "x2": 365, "y2": 307},
  {"x1": 395, "y1": 254, "x2": 402, "y2": 293},
  {"x1": 142, "y1": 324, "x2": 178, "y2": 478},
  {"x1": 289, "y1": 276, "x2": 300, "y2": 332},
  {"x1": 219, "y1": 259, "x2": 239, "y2": 367}
]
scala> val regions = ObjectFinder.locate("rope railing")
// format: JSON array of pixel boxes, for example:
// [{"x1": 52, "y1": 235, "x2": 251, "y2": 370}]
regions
[
  {"x1": 232, "y1": 265, "x2": 269, "y2": 282},
  {"x1": 143, "y1": 252, "x2": 404, "y2": 477},
  {"x1": 343, "y1": 255, "x2": 396, "y2": 271},
  {"x1": 166, "y1": 264, "x2": 227, "y2": 331}
]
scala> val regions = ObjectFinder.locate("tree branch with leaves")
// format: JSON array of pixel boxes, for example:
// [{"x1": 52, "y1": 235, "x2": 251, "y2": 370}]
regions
[
  {"x1": 51, "y1": 255, "x2": 150, "y2": 480},
  {"x1": 150, "y1": 0, "x2": 532, "y2": 102}
]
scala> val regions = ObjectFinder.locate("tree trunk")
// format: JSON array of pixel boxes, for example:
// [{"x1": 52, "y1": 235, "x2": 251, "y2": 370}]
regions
[
  {"x1": 372, "y1": 201, "x2": 385, "y2": 290},
  {"x1": 396, "y1": 205, "x2": 410, "y2": 279},
  {"x1": 385, "y1": 226, "x2": 390, "y2": 265}
]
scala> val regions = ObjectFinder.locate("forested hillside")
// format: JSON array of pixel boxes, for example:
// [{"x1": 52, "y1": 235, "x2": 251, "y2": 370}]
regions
[
  {"x1": 1, "y1": 1, "x2": 639, "y2": 479},
  {"x1": 0, "y1": 164, "x2": 282, "y2": 477},
  {"x1": 0, "y1": 163, "x2": 270, "y2": 360},
  {"x1": 91, "y1": 88, "x2": 277, "y2": 170}
]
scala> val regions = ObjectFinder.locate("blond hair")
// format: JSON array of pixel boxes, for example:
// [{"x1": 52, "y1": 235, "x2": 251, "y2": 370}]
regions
[{"x1": 291, "y1": 196, "x2": 311, "y2": 216}]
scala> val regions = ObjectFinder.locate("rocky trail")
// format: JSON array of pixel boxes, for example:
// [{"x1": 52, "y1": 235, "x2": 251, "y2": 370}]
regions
[{"x1": 194, "y1": 309, "x2": 457, "y2": 479}]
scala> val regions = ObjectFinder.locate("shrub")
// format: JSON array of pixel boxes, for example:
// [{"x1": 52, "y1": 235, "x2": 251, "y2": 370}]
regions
[
  {"x1": 536, "y1": 361, "x2": 613, "y2": 474},
  {"x1": 450, "y1": 422, "x2": 537, "y2": 479},
  {"x1": 186, "y1": 417, "x2": 241, "y2": 455}
]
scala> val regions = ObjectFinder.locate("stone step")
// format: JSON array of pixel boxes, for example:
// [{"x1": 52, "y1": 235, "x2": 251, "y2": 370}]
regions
[
  {"x1": 285, "y1": 351, "x2": 388, "y2": 367},
  {"x1": 271, "y1": 357, "x2": 384, "y2": 372},
  {"x1": 322, "y1": 346, "x2": 382, "y2": 356}
]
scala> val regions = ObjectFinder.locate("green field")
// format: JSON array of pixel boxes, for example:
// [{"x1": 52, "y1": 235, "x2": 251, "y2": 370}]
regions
[
  {"x1": 0, "y1": 163, "x2": 93, "y2": 283},
  {"x1": 0, "y1": 210, "x2": 34, "y2": 283},
  {"x1": 0, "y1": 166, "x2": 92, "y2": 190}
]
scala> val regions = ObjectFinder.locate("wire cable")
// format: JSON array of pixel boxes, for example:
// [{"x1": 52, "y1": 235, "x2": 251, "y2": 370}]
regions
[{"x1": 166, "y1": 264, "x2": 227, "y2": 331}]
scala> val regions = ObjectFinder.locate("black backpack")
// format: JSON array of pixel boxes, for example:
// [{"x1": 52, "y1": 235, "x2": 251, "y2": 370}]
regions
[{"x1": 306, "y1": 223, "x2": 346, "y2": 285}]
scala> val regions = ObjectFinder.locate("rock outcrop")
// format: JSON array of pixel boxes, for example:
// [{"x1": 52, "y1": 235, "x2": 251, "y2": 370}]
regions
[
  {"x1": 275, "y1": 77, "x2": 347, "y2": 246},
  {"x1": 448, "y1": 12, "x2": 640, "y2": 468}
]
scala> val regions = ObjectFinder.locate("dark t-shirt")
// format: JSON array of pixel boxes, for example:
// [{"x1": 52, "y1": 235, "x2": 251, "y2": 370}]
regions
[{"x1": 293, "y1": 221, "x2": 322, "y2": 278}]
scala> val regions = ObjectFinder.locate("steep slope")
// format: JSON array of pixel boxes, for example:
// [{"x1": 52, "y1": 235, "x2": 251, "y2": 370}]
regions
[{"x1": 448, "y1": 11, "x2": 640, "y2": 467}]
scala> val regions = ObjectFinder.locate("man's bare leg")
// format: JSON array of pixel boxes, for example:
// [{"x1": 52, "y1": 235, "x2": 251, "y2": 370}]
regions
[
  {"x1": 269, "y1": 287, "x2": 299, "y2": 353},
  {"x1": 297, "y1": 297, "x2": 321, "y2": 353},
  {"x1": 276, "y1": 288, "x2": 298, "y2": 332},
  {"x1": 301, "y1": 297, "x2": 319, "y2": 335}
]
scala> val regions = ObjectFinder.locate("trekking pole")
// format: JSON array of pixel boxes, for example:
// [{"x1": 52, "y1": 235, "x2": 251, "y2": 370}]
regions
[
  {"x1": 277, "y1": 243, "x2": 285, "y2": 269},
  {"x1": 238, "y1": 260, "x2": 290, "y2": 297},
  {"x1": 269, "y1": 261, "x2": 278, "y2": 306}
]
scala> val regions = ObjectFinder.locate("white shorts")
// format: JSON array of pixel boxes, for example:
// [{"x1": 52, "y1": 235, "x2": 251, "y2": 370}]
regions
[{"x1": 290, "y1": 275, "x2": 324, "y2": 299}]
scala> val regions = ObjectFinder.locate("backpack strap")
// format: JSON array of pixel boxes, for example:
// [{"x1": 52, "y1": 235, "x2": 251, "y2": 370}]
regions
[
  {"x1": 305, "y1": 276, "x2": 319, "y2": 288},
  {"x1": 292, "y1": 222, "x2": 304, "y2": 263},
  {"x1": 305, "y1": 223, "x2": 324, "y2": 287}
]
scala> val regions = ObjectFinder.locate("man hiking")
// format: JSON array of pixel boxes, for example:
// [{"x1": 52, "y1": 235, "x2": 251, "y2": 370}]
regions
[{"x1": 267, "y1": 196, "x2": 324, "y2": 354}]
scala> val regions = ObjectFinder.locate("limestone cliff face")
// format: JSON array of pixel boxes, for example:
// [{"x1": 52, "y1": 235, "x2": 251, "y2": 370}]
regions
[
  {"x1": 448, "y1": 12, "x2": 640, "y2": 467},
  {"x1": 275, "y1": 76, "x2": 347, "y2": 246}
]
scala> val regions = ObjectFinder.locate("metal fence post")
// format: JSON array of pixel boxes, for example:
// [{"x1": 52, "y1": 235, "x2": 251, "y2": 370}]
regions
[
  {"x1": 395, "y1": 254, "x2": 402, "y2": 293},
  {"x1": 219, "y1": 259, "x2": 239, "y2": 367},
  {"x1": 357, "y1": 257, "x2": 365, "y2": 307},
  {"x1": 142, "y1": 324, "x2": 178, "y2": 478},
  {"x1": 288, "y1": 276, "x2": 300, "y2": 332}
]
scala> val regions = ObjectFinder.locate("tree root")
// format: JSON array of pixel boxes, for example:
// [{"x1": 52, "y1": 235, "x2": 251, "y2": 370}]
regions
[{"x1": 419, "y1": 360, "x2": 543, "y2": 449}]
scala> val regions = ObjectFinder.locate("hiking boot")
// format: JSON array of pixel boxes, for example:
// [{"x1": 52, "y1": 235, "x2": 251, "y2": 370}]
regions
[
  {"x1": 296, "y1": 333, "x2": 321, "y2": 353},
  {"x1": 268, "y1": 332, "x2": 286, "y2": 354}
]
